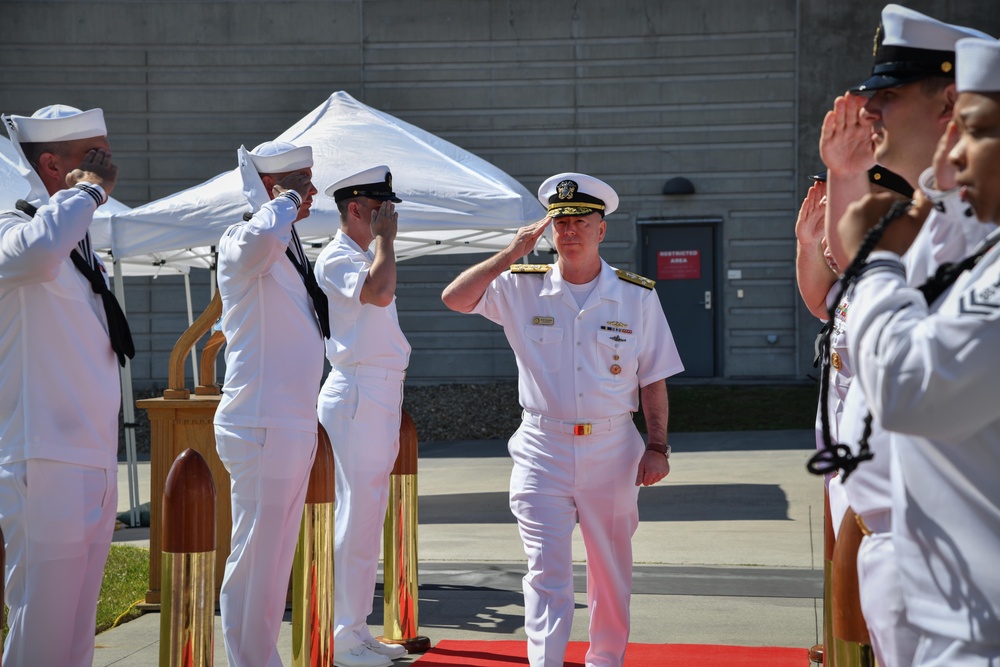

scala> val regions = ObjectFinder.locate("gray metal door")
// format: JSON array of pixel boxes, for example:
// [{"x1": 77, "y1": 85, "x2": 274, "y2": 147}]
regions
[{"x1": 641, "y1": 222, "x2": 718, "y2": 377}]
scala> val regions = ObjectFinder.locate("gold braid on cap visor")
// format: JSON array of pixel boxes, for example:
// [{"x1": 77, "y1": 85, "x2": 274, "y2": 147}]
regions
[{"x1": 547, "y1": 201, "x2": 605, "y2": 213}]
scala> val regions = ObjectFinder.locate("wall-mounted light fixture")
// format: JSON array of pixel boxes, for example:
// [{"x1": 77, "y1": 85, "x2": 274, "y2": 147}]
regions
[{"x1": 662, "y1": 176, "x2": 695, "y2": 195}]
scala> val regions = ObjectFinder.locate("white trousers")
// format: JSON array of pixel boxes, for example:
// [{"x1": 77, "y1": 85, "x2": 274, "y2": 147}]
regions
[
  {"x1": 913, "y1": 632, "x2": 1000, "y2": 666},
  {"x1": 317, "y1": 368, "x2": 403, "y2": 651},
  {"x1": 856, "y1": 530, "x2": 920, "y2": 667},
  {"x1": 0, "y1": 458, "x2": 117, "y2": 667},
  {"x1": 508, "y1": 417, "x2": 643, "y2": 667},
  {"x1": 828, "y1": 474, "x2": 850, "y2": 540},
  {"x1": 216, "y1": 425, "x2": 317, "y2": 667}
]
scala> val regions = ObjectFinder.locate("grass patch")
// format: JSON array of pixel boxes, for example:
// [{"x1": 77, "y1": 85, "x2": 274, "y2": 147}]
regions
[
  {"x1": 3, "y1": 544, "x2": 149, "y2": 641},
  {"x1": 96, "y1": 544, "x2": 149, "y2": 633}
]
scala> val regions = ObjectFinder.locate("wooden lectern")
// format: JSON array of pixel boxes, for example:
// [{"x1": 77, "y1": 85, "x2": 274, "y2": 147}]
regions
[{"x1": 138, "y1": 292, "x2": 232, "y2": 605}]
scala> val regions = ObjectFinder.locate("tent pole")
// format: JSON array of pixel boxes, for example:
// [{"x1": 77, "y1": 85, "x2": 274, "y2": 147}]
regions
[
  {"x1": 210, "y1": 255, "x2": 219, "y2": 382},
  {"x1": 185, "y1": 272, "x2": 198, "y2": 385},
  {"x1": 113, "y1": 259, "x2": 142, "y2": 528}
]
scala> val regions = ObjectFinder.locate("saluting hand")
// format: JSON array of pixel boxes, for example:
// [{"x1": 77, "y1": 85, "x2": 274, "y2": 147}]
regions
[
  {"x1": 507, "y1": 216, "x2": 552, "y2": 259},
  {"x1": 371, "y1": 200, "x2": 398, "y2": 241},
  {"x1": 820, "y1": 94, "x2": 875, "y2": 176},
  {"x1": 933, "y1": 120, "x2": 960, "y2": 192},
  {"x1": 66, "y1": 148, "x2": 118, "y2": 196},
  {"x1": 795, "y1": 182, "x2": 827, "y2": 246},
  {"x1": 272, "y1": 170, "x2": 315, "y2": 201}
]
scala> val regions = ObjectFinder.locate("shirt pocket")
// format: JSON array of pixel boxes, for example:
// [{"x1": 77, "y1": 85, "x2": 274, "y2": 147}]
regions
[
  {"x1": 522, "y1": 325, "x2": 563, "y2": 373},
  {"x1": 596, "y1": 332, "x2": 638, "y2": 382}
]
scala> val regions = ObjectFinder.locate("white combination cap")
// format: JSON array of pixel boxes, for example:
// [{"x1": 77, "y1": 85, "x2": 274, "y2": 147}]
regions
[
  {"x1": 248, "y1": 140, "x2": 313, "y2": 174},
  {"x1": 851, "y1": 4, "x2": 993, "y2": 93},
  {"x1": 537, "y1": 172, "x2": 619, "y2": 218},
  {"x1": 3, "y1": 105, "x2": 107, "y2": 143},
  {"x1": 957, "y1": 37, "x2": 1000, "y2": 93},
  {"x1": 324, "y1": 165, "x2": 401, "y2": 203}
]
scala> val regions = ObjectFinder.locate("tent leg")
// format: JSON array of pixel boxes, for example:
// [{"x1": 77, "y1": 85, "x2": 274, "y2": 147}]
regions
[{"x1": 113, "y1": 259, "x2": 142, "y2": 528}]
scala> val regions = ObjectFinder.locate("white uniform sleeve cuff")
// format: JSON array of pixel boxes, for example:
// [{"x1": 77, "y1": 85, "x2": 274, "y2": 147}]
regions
[
  {"x1": 918, "y1": 166, "x2": 968, "y2": 217},
  {"x1": 918, "y1": 166, "x2": 944, "y2": 198}
]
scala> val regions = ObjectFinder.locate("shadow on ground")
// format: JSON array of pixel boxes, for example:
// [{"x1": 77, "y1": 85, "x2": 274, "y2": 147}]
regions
[{"x1": 419, "y1": 483, "x2": 789, "y2": 524}]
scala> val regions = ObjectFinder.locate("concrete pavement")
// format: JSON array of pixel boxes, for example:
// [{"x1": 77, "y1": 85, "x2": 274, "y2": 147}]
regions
[{"x1": 98, "y1": 429, "x2": 823, "y2": 665}]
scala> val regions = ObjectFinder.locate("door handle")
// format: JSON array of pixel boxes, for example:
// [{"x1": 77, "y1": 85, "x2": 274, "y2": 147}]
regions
[{"x1": 698, "y1": 291, "x2": 712, "y2": 310}]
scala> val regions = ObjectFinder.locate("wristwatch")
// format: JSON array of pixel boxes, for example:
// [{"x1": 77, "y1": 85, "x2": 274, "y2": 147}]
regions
[{"x1": 645, "y1": 443, "x2": 670, "y2": 458}]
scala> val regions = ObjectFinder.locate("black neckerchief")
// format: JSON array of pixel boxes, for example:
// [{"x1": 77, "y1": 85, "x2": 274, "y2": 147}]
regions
[
  {"x1": 242, "y1": 210, "x2": 330, "y2": 339},
  {"x1": 16, "y1": 198, "x2": 135, "y2": 367}
]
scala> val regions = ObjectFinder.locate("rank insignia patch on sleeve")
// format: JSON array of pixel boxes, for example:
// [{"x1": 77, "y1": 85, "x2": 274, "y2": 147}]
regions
[
  {"x1": 958, "y1": 285, "x2": 1000, "y2": 317},
  {"x1": 615, "y1": 269, "x2": 655, "y2": 289}
]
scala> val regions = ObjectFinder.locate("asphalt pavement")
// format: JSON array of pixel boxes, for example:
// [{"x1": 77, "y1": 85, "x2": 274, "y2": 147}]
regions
[{"x1": 96, "y1": 429, "x2": 823, "y2": 666}]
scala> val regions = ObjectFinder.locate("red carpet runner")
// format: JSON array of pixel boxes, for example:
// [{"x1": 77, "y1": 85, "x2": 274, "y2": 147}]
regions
[{"x1": 413, "y1": 640, "x2": 807, "y2": 666}]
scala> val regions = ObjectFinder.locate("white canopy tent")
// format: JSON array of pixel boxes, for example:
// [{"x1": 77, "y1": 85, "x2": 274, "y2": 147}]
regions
[{"x1": 109, "y1": 91, "x2": 549, "y2": 260}]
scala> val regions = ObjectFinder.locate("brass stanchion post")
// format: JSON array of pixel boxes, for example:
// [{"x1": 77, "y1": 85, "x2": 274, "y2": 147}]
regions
[
  {"x1": 810, "y1": 482, "x2": 835, "y2": 666},
  {"x1": 160, "y1": 448, "x2": 216, "y2": 667},
  {"x1": 832, "y1": 507, "x2": 875, "y2": 667},
  {"x1": 379, "y1": 410, "x2": 431, "y2": 653},
  {"x1": 292, "y1": 424, "x2": 336, "y2": 666}
]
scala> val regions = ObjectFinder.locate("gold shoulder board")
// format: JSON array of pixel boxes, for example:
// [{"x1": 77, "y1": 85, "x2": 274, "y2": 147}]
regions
[
  {"x1": 510, "y1": 264, "x2": 551, "y2": 274},
  {"x1": 616, "y1": 268, "x2": 655, "y2": 289}
]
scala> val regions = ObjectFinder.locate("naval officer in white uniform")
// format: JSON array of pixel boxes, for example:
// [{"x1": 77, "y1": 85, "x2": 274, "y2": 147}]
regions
[
  {"x1": 841, "y1": 35, "x2": 1000, "y2": 666},
  {"x1": 0, "y1": 105, "x2": 130, "y2": 666},
  {"x1": 315, "y1": 166, "x2": 410, "y2": 667},
  {"x1": 442, "y1": 173, "x2": 684, "y2": 667},
  {"x1": 214, "y1": 141, "x2": 326, "y2": 667}
]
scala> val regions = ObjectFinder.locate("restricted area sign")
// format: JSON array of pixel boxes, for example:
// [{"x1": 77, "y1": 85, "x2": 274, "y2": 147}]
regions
[{"x1": 657, "y1": 249, "x2": 701, "y2": 280}]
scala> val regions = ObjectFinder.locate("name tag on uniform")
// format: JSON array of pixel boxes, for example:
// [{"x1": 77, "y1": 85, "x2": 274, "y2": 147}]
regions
[{"x1": 531, "y1": 316, "x2": 555, "y2": 326}]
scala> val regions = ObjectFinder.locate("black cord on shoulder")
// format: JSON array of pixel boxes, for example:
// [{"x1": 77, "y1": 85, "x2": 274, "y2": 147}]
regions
[
  {"x1": 919, "y1": 231, "x2": 1000, "y2": 305},
  {"x1": 806, "y1": 198, "x2": 912, "y2": 480}
]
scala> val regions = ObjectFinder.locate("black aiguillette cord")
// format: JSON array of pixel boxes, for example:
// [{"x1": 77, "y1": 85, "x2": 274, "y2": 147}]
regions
[{"x1": 806, "y1": 199, "x2": 913, "y2": 480}]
